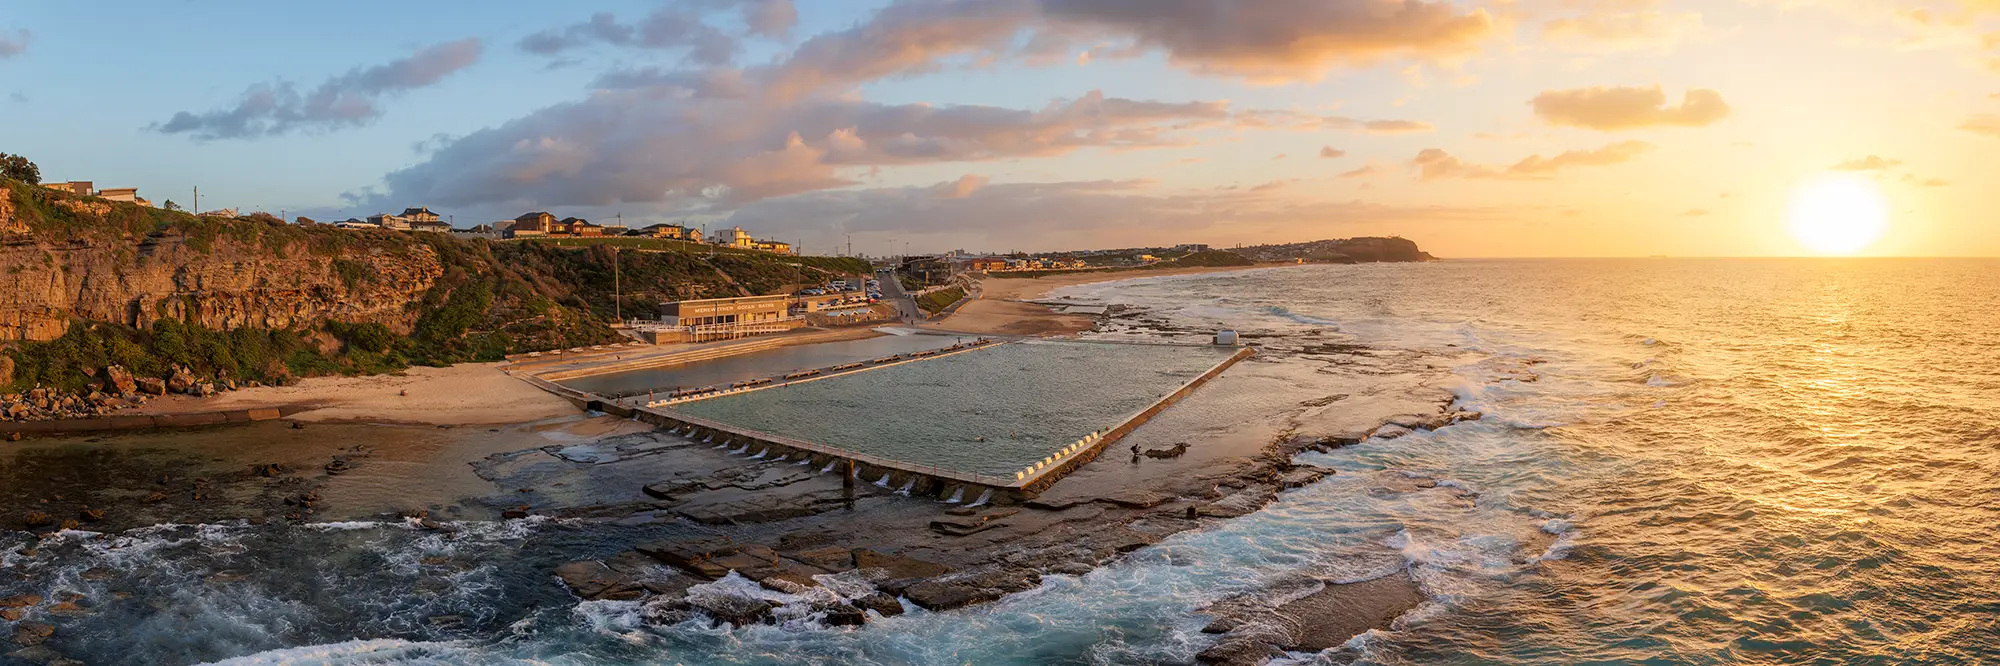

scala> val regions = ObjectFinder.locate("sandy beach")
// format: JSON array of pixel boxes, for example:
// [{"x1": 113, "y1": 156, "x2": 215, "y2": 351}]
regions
[
  {"x1": 929, "y1": 264, "x2": 1282, "y2": 336},
  {"x1": 131, "y1": 362, "x2": 580, "y2": 426}
]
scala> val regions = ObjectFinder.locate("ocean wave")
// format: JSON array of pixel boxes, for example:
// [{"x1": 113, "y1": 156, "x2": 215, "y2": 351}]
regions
[{"x1": 197, "y1": 639, "x2": 469, "y2": 665}]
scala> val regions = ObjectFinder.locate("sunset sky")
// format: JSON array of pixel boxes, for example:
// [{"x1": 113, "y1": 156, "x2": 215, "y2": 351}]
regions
[{"x1": 4, "y1": 0, "x2": 1998, "y2": 257}]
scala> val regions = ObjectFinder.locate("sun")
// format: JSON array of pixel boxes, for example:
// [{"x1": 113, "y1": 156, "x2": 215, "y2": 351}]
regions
[{"x1": 1787, "y1": 174, "x2": 1889, "y2": 255}]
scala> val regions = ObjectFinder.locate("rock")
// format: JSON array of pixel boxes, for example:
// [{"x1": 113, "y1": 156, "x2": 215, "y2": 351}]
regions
[
  {"x1": 166, "y1": 367, "x2": 196, "y2": 393},
  {"x1": 4, "y1": 403, "x2": 27, "y2": 420},
  {"x1": 637, "y1": 537, "x2": 739, "y2": 578},
  {"x1": 852, "y1": 549, "x2": 952, "y2": 580},
  {"x1": 135, "y1": 377, "x2": 166, "y2": 395},
  {"x1": 555, "y1": 560, "x2": 649, "y2": 601},
  {"x1": 0, "y1": 357, "x2": 11, "y2": 387},
  {"x1": 1278, "y1": 467, "x2": 1332, "y2": 489},
  {"x1": 1143, "y1": 442, "x2": 1191, "y2": 459},
  {"x1": 8, "y1": 645, "x2": 64, "y2": 664},
  {"x1": 0, "y1": 609, "x2": 18, "y2": 622},
  {"x1": 101, "y1": 365, "x2": 137, "y2": 395},
  {"x1": 787, "y1": 546, "x2": 855, "y2": 572},
  {"x1": 903, "y1": 581, "x2": 1002, "y2": 611},
  {"x1": 11, "y1": 622, "x2": 52, "y2": 647},
  {"x1": 687, "y1": 595, "x2": 777, "y2": 628},
  {"x1": 0, "y1": 594, "x2": 39, "y2": 608},
  {"x1": 23, "y1": 512, "x2": 52, "y2": 528},
  {"x1": 853, "y1": 593, "x2": 904, "y2": 617},
  {"x1": 821, "y1": 605, "x2": 867, "y2": 627},
  {"x1": 255, "y1": 463, "x2": 283, "y2": 478},
  {"x1": 45, "y1": 601, "x2": 87, "y2": 618},
  {"x1": 500, "y1": 508, "x2": 530, "y2": 520},
  {"x1": 144, "y1": 491, "x2": 168, "y2": 503}
]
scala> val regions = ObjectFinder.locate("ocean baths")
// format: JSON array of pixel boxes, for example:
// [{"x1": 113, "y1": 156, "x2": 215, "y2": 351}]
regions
[{"x1": 629, "y1": 339, "x2": 1253, "y2": 499}]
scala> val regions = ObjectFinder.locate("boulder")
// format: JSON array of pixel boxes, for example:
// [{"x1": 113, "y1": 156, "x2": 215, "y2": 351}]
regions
[
  {"x1": 554, "y1": 560, "x2": 649, "y2": 601},
  {"x1": 0, "y1": 609, "x2": 18, "y2": 622},
  {"x1": 101, "y1": 365, "x2": 137, "y2": 395},
  {"x1": 853, "y1": 593, "x2": 905, "y2": 617},
  {"x1": 686, "y1": 595, "x2": 777, "y2": 628},
  {"x1": 166, "y1": 367, "x2": 196, "y2": 394},
  {"x1": 821, "y1": 605, "x2": 868, "y2": 627},
  {"x1": 0, "y1": 593, "x2": 41, "y2": 608},
  {"x1": 903, "y1": 580, "x2": 1002, "y2": 611},
  {"x1": 787, "y1": 546, "x2": 855, "y2": 572},
  {"x1": 10, "y1": 622, "x2": 52, "y2": 647},
  {"x1": 135, "y1": 377, "x2": 167, "y2": 396}
]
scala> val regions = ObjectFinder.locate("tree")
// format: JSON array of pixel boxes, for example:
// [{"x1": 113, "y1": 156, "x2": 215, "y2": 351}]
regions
[
  {"x1": 163, "y1": 200, "x2": 183, "y2": 212},
  {"x1": 0, "y1": 153, "x2": 39, "y2": 185}
]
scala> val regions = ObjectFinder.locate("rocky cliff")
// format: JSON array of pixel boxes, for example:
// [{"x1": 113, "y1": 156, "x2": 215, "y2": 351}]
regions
[
  {"x1": 0, "y1": 229, "x2": 442, "y2": 344},
  {"x1": 1228, "y1": 237, "x2": 1434, "y2": 264}
]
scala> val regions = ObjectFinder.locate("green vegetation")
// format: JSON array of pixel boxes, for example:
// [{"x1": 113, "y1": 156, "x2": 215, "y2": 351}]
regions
[
  {"x1": 0, "y1": 153, "x2": 38, "y2": 185},
  {"x1": 916, "y1": 287, "x2": 968, "y2": 315}
]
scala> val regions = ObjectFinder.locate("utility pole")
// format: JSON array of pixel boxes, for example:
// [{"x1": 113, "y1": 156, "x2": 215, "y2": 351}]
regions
[
  {"x1": 846, "y1": 233, "x2": 852, "y2": 257},
  {"x1": 193, "y1": 186, "x2": 198, "y2": 214},
  {"x1": 613, "y1": 246, "x2": 622, "y2": 322}
]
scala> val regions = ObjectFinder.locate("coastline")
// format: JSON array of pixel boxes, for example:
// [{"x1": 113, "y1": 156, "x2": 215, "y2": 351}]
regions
[{"x1": 927, "y1": 264, "x2": 1287, "y2": 336}]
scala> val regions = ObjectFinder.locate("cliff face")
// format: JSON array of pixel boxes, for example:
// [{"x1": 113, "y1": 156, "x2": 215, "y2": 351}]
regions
[{"x1": 0, "y1": 233, "x2": 442, "y2": 343}]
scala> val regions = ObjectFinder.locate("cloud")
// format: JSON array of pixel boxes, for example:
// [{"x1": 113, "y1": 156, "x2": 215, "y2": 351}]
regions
[
  {"x1": 1901, "y1": 174, "x2": 1950, "y2": 187},
  {"x1": 1541, "y1": 2, "x2": 1706, "y2": 52},
  {"x1": 1411, "y1": 140, "x2": 1655, "y2": 180},
  {"x1": 1830, "y1": 155, "x2": 1902, "y2": 171},
  {"x1": 1961, "y1": 114, "x2": 2000, "y2": 137},
  {"x1": 517, "y1": 3, "x2": 771, "y2": 66},
  {"x1": 0, "y1": 29, "x2": 25, "y2": 58},
  {"x1": 1339, "y1": 165, "x2": 1379, "y2": 179},
  {"x1": 365, "y1": 89, "x2": 1232, "y2": 210},
  {"x1": 1038, "y1": 0, "x2": 1499, "y2": 82},
  {"x1": 1681, "y1": 208, "x2": 1709, "y2": 217},
  {"x1": 154, "y1": 39, "x2": 481, "y2": 140},
  {"x1": 1320, "y1": 146, "x2": 1347, "y2": 158},
  {"x1": 1238, "y1": 110, "x2": 1435, "y2": 134},
  {"x1": 1530, "y1": 85, "x2": 1730, "y2": 130},
  {"x1": 939, "y1": 174, "x2": 990, "y2": 198},
  {"x1": 7, "y1": 91, "x2": 24, "y2": 104}
]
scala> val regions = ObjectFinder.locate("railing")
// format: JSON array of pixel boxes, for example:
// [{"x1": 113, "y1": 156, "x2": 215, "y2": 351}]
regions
[{"x1": 638, "y1": 407, "x2": 1022, "y2": 487}]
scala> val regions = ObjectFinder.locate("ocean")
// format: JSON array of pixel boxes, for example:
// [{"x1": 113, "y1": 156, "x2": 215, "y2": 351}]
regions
[{"x1": 4, "y1": 259, "x2": 1996, "y2": 665}]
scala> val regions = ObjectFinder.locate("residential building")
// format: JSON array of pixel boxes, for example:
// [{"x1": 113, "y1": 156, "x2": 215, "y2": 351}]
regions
[
  {"x1": 197, "y1": 208, "x2": 239, "y2": 218},
  {"x1": 965, "y1": 258, "x2": 1008, "y2": 272},
  {"x1": 95, "y1": 188, "x2": 152, "y2": 207},
  {"x1": 641, "y1": 223, "x2": 703, "y2": 242},
  {"x1": 507, "y1": 211, "x2": 559, "y2": 238},
  {"x1": 751, "y1": 240, "x2": 792, "y2": 254},
  {"x1": 452, "y1": 224, "x2": 497, "y2": 239},
  {"x1": 564, "y1": 217, "x2": 604, "y2": 237},
  {"x1": 408, "y1": 219, "x2": 452, "y2": 233},
  {"x1": 42, "y1": 181, "x2": 92, "y2": 196},
  {"x1": 333, "y1": 218, "x2": 379, "y2": 229},
  {"x1": 718, "y1": 226, "x2": 756, "y2": 248}
]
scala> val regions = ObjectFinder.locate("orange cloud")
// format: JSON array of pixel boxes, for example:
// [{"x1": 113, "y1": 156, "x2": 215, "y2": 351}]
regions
[
  {"x1": 1530, "y1": 85, "x2": 1730, "y2": 130},
  {"x1": 1339, "y1": 165, "x2": 1379, "y2": 179},
  {"x1": 1237, "y1": 110, "x2": 1435, "y2": 134},
  {"x1": 1681, "y1": 208, "x2": 1709, "y2": 217},
  {"x1": 1042, "y1": 0, "x2": 1499, "y2": 82},
  {"x1": 1320, "y1": 146, "x2": 1347, "y2": 158},
  {"x1": 1962, "y1": 114, "x2": 2000, "y2": 137},
  {"x1": 1412, "y1": 140, "x2": 1656, "y2": 180}
]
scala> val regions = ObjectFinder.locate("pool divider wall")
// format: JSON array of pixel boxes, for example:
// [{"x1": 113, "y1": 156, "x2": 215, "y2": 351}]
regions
[{"x1": 1013, "y1": 345, "x2": 1257, "y2": 495}]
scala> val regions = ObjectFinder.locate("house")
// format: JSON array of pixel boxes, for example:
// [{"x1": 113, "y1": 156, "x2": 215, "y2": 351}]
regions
[
  {"x1": 95, "y1": 188, "x2": 152, "y2": 207},
  {"x1": 408, "y1": 219, "x2": 452, "y2": 233},
  {"x1": 42, "y1": 181, "x2": 92, "y2": 196},
  {"x1": 197, "y1": 208, "x2": 239, "y2": 219},
  {"x1": 400, "y1": 206, "x2": 442, "y2": 224},
  {"x1": 564, "y1": 217, "x2": 605, "y2": 237},
  {"x1": 506, "y1": 212, "x2": 559, "y2": 238},
  {"x1": 642, "y1": 223, "x2": 703, "y2": 242},
  {"x1": 334, "y1": 218, "x2": 378, "y2": 229},
  {"x1": 1173, "y1": 243, "x2": 1211, "y2": 253},
  {"x1": 751, "y1": 240, "x2": 792, "y2": 254},
  {"x1": 366, "y1": 213, "x2": 410, "y2": 230},
  {"x1": 453, "y1": 224, "x2": 497, "y2": 239},
  {"x1": 718, "y1": 226, "x2": 756, "y2": 248}
]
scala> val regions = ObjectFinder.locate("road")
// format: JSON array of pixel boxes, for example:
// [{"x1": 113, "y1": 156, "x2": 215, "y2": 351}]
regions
[{"x1": 875, "y1": 269, "x2": 922, "y2": 324}]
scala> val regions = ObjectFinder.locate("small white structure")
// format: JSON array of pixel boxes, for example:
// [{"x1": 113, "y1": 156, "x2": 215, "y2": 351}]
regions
[{"x1": 1215, "y1": 329, "x2": 1240, "y2": 346}]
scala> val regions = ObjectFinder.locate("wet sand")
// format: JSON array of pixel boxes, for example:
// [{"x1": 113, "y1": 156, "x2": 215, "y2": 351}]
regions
[{"x1": 130, "y1": 363, "x2": 576, "y2": 427}]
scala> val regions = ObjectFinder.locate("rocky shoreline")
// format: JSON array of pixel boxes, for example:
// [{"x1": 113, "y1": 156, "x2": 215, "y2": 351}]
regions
[
  {"x1": 1, "y1": 362, "x2": 268, "y2": 429},
  {"x1": 526, "y1": 385, "x2": 1481, "y2": 663}
]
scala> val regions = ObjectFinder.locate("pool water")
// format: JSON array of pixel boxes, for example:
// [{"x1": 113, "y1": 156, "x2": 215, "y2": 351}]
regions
[{"x1": 664, "y1": 341, "x2": 1241, "y2": 476}]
